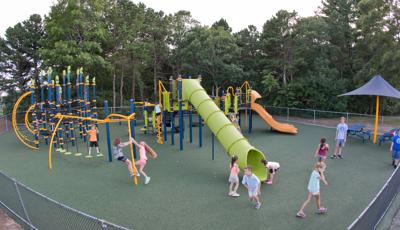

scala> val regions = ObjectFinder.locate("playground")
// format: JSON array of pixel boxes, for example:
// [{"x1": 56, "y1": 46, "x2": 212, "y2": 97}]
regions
[{"x1": 0, "y1": 114, "x2": 395, "y2": 230}]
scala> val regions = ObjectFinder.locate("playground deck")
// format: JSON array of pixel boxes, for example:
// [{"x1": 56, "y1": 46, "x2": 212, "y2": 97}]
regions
[{"x1": 0, "y1": 116, "x2": 394, "y2": 230}]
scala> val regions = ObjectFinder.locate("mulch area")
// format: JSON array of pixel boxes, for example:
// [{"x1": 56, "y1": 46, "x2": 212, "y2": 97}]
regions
[{"x1": 0, "y1": 209, "x2": 22, "y2": 230}]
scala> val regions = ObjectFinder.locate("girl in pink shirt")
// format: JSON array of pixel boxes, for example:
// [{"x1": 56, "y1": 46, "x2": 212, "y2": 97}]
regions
[
  {"x1": 228, "y1": 155, "x2": 240, "y2": 197},
  {"x1": 315, "y1": 138, "x2": 329, "y2": 163},
  {"x1": 132, "y1": 139, "x2": 151, "y2": 184}
]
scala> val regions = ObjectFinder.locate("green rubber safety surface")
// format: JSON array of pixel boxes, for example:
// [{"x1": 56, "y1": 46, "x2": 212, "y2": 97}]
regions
[{"x1": 0, "y1": 116, "x2": 394, "y2": 230}]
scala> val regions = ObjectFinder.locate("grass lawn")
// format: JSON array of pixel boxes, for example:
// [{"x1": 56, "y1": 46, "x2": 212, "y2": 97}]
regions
[{"x1": 0, "y1": 115, "x2": 394, "y2": 230}]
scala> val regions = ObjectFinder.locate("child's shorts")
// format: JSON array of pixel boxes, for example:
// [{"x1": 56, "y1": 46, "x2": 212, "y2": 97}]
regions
[
  {"x1": 317, "y1": 155, "x2": 327, "y2": 162},
  {"x1": 269, "y1": 168, "x2": 279, "y2": 174},
  {"x1": 392, "y1": 150, "x2": 400, "y2": 160},
  {"x1": 308, "y1": 189, "x2": 320, "y2": 196},
  {"x1": 136, "y1": 159, "x2": 147, "y2": 167},
  {"x1": 336, "y1": 139, "x2": 345, "y2": 147},
  {"x1": 117, "y1": 156, "x2": 128, "y2": 162},
  {"x1": 90, "y1": 141, "x2": 98, "y2": 147},
  {"x1": 248, "y1": 189, "x2": 258, "y2": 197},
  {"x1": 228, "y1": 174, "x2": 239, "y2": 183}
]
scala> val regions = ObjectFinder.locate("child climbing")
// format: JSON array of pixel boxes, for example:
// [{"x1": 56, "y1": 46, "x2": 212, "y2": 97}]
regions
[
  {"x1": 131, "y1": 139, "x2": 157, "y2": 185},
  {"x1": 112, "y1": 137, "x2": 136, "y2": 178},
  {"x1": 315, "y1": 138, "x2": 329, "y2": 162},
  {"x1": 229, "y1": 114, "x2": 241, "y2": 131},
  {"x1": 296, "y1": 162, "x2": 328, "y2": 218},
  {"x1": 242, "y1": 166, "x2": 262, "y2": 209},
  {"x1": 228, "y1": 155, "x2": 240, "y2": 197},
  {"x1": 261, "y1": 159, "x2": 280, "y2": 185},
  {"x1": 86, "y1": 125, "x2": 102, "y2": 158}
]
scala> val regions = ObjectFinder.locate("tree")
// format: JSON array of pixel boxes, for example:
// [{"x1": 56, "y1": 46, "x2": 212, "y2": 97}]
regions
[
  {"x1": 40, "y1": 0, "x2": 110, "y2": 81},
  {"x1": 260, "y1": 10, "x2": 298, "y2": 86},
  {"x1": 0, "y1": 14, "x2": 44, "y2": 92},
  {"x1": 211, "y1": 18, "x2": 232, "y2": 32}
]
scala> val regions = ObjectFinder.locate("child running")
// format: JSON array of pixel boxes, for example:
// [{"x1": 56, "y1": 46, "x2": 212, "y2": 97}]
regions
[
  {"x1": 131, "y1": 139, "x2": 151, "y2": 184},
  {"x1": 242, "y1": 166, "x2": 262, "y2": 209},
  {"x1": 296, "y1": 162, "x2": 328, "y2": 218},
  {"x1": 112, "y1": 137, "x2": 136, "y2": 178},
  {"x1": 261, "y1": 159, "x2": 280, "y2": 185},
  {"x1": 86, "y1": 125, "x2": 102, "y2": 158},
  {"x1": 315, "y1": 138, "x2": 329, "y2": 162},
  {"x1": 390, "y1": 129, "x2": 400, "y2": 169},
  {"x1": 228, "y1": 155, "x2": 240, "y2": 197},
  {"x1": 331, "y1": 117, "x2": 348, "y2": 159}
]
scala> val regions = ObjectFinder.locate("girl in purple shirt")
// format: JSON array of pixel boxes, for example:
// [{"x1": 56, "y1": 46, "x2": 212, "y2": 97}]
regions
[{"x1": 315, "y1": 138, "x2": 329, "y2": 163}]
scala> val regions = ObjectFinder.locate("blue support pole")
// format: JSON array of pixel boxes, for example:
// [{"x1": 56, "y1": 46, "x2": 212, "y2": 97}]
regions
[
  {"x1": 129, "y1": 99, "x2": 137, "y2": 159},
  {"x1": 163, "y1": 110, "x2": 167, "y2": 142},
  {"x1": 104, "y1": 100, "x2": 112, "y2": 162},
  {"x1": 189, "y1": 106, "x2": 193, "y2": 144},
  {"x1": 169, "y1": 77, "x2": 174, "y2": 146},
  {"x1": 199, "y1": 114, "x2": 202, "y2": 148},
  {"x1": 178, "y1": 77, "x2": 183, "y2": 151},
  {"x1": 212, "y1": 132, "x2": 215, "y2": 160},
  {"x1": 248, "y1": 107, "x2": 252, "y2": 133}
]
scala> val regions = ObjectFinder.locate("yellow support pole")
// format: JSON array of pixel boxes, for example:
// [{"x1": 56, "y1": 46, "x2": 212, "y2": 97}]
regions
[
  {"x1": 48, "y1": 115, "x2": 64, "y2": 169},
  {"x1": 127, "y1": 119, "x2": 138, "y2": 185},
  {"x1": 373, "y1": 96, "x2": 380, "y2": 144}
]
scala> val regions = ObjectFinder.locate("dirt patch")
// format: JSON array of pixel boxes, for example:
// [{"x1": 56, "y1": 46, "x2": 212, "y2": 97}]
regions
[{"x1": 0, "y1": 209, "x2": 23, "y2": 230}]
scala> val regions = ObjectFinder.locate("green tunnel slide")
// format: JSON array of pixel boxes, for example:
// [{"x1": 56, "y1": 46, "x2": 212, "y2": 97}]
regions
[{"x1": 182, "y1": 79, "x2": 267, "y2": 180}]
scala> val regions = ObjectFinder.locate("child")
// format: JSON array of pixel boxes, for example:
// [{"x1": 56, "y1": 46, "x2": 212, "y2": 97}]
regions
[
  {"x1": 296, "y1": 162, "x2": 328, "y2": 218},
  {"x1": 112, "y1": 137, "x2": 136, "y2": 178},
  {"x1": 261, "y1": 159, "x2": 280, "y2": 185},
  {"x1": 230, "y1": 114, "x2": 241, "y2": 131},
  {"x1": 315, "y1": 138, "x2": 329, "y2": 162},
  {"x1": 390, "y1": 129, "x2": 400, "y2": 169},
  {"x1": 131, "y1": 139, "x2": 151, "y2": 184},
  {"x1": 331, "y1": 117, "x2": 348, "y2": 159},
  {"x1": 228, "y1": 155, "x2": 240, "y2": 197},
  {"x1": 242, "y1": 166, "x2": 262, "y2": 209},
  {"x1": 86, "y1": 125, "x2": 102, "y2": 158}
]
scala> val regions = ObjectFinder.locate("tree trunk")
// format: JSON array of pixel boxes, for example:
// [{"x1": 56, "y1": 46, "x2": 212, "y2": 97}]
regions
[
  {"x1": 132, "y1": 63, "x2": 136, "y2": 99},
  {"x1": 112, "y1": 69, "x2": 116, "y2": 112},
  {"x1": 120, "y1": 70, "x2": 124, "y2": 107},
  {"x1": 153, "y1": 53, "x2": 157, "y2": 102}
]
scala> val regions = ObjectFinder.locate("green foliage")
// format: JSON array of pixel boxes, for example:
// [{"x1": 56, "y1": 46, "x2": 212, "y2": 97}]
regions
[{"x1": 1, "y1": 0, "x2": 400, "y2": 114}]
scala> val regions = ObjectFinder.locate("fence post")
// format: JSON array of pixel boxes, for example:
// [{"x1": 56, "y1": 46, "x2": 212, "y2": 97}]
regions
[
  {"x1": 346, "y1": 113, "x2": 349, "y2": 122},
  {"x1": 286, "y1": 108, "x2": 289, "y2": 121},
  {"x1": 5, "y1": 116, "x2": 8, "y2": 131},
  {"x1": 14, "y1": 180, "x2": 33, "y2": 229},
  {"x1": 313, "y1": 110, "x2": 316, "y2": 124},
  {"x1": 381, "y1": 115, "x2": 384, "y2": 126}
]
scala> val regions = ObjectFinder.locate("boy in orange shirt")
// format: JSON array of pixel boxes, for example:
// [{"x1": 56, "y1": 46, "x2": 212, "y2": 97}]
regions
[{"x1": 86, "y1": 125, "x2": 102, "y2": 158}]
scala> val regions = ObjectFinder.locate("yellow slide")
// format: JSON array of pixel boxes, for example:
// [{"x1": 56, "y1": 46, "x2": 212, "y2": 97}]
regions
[{"x1": 251, "y1": 90, "x2": 298, "y2": 134}]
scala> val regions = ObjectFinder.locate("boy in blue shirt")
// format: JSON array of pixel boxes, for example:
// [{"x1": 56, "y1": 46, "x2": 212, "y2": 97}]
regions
[
  {"x1": 390, "y1": 129, "x2": 400, "y2": 168},
  {"x1": 331, "y1": 117, "x2": 348, "y2": 159},
  {"x1": 242, "y1": 166, "x2": 262, "y2": 209}
]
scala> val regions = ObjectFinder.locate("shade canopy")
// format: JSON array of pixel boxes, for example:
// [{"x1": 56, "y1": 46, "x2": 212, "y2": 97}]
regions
[{"x1": 339, "y1": 75, "x2": 400, "y2": 99}]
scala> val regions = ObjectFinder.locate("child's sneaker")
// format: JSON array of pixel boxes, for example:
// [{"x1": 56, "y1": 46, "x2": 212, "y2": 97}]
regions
[
  {"x1": 338, "y1": 155, "x2": 343, "y2": 159},
  {"x1": 330, "y1": 155, "x2": 337, "y2": 159},
  {"x1": 228, "y1": 192, "x2": 233, "y2": 196},
  {"x1": 296, "y1": 212, "x2": 306, "y2": 218},
  {"x1": 317, "y1": 207, "x2": 327, "y2": 214},
  {"x1": 254, "y1": 202, "x2": 261, "y2": 210},
  {"x1": 145, "y1": 177, "x2": 151, "y2": 184},
  {"x1": 96, "y1": 153, "x2": 103, "y2": 157},
  {"x1": 232, "y1": 193, "x2": 240, "y2": 197},
  {"x1": 129, "y1": 173, "x2": 135, "y2": 178},
  {"x1": 266, "y1": 180, "x2": 273, "y2": 185}
]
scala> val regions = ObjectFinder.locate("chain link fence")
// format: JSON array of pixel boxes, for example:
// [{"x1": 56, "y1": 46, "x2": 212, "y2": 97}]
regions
[
  {"x1": 0, "y1": 171, "x2": 131, "y2": 230},
  {"x1": 263, "y1": 105, "x2": 400, "y2": 134},
  {"x1": 0, "y1": 114, "x2": 11, "y2": 135},
  {"x1": 347, "y1": 167, "x2": 400, "y2": 230}
]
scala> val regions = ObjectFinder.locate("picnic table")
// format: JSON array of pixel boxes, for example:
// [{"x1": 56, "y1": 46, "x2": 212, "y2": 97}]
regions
[{"x1": 347, "y1": 124, "x2": 372, "y2": 143}]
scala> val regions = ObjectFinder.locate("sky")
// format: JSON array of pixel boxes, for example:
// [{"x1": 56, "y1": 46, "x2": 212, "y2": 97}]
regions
[{"x1": 0, "y1": 0, "x2": 322, "y2": 35}]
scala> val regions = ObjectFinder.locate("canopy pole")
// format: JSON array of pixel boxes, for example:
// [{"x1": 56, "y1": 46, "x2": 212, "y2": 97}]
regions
[{"x1": 373, "y1": 96, "x2": 380, "y2": 144}]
